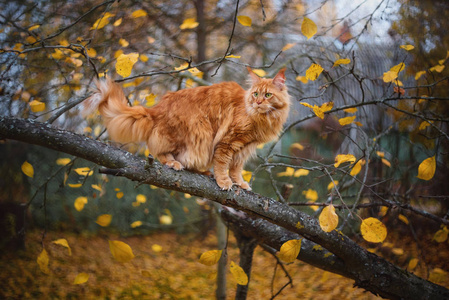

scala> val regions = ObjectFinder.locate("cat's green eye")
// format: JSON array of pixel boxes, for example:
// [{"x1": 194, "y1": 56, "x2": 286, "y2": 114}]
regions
[
  {"x1": 253, "y1": 92, "x2": 259, "y2": 97},
  {"x1": 264, "y1": 92, "x2": 272, "y2": 98}
]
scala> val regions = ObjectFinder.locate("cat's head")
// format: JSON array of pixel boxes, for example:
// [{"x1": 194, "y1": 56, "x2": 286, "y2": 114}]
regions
[{"x1": 245, "y1": 67, "x2": 290, "y2": 116}]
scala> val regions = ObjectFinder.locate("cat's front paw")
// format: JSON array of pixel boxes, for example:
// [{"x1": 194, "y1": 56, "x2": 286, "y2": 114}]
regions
[
  {"x1": 216, "y1": 177, "x2": 233, "y2": 190},
  {"x1": 165, "y1": 160, "x2": 184, "y2": 171},
  {"x1": 238, "y1": 181, "x2": 252, "y2": 191}
]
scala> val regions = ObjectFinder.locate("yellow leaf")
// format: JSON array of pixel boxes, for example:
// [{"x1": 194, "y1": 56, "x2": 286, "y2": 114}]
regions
[
  {"x1": 383, "y1": 70, "x2": 398, "y2": 83},
  {"x1": 225, "y1": 54, "x2": 241, "y2": 59},
  {"x1": 334, "y1": 154, "x2": 356, "y2": 167},
  {"x1": 116, "y1": 191, "x2": 124, "y2": 199},
  {"x1": 305, "y1": 63, "x2": 323, "y2": 81},
  {"x1": 184, "y1": 193, "x2": 192, "y2": 199},
  {"x1": 252, "y1": 69, "x2": 266, "y2": 77},
  {"x1": 320, "y1": 101, "x2": 333, "y2": 113},
  {"x1": 295, "y1": 75, "x2": 308, "y2": 84},
  {"x1": 381, "y1": 158, "x2": 391, "y2": 168},
  {"x1": 29, "y1": 24, "x2": 40, "y2": 31},
  {"x1": 400, "y1": 44, "x2": 414, "y2": 51},
  {"x1": 74, "y1": 167, "x2": 93, "y2": 176},
  {"x1": 73, "y1": 272, "x2": 89, "y2": 285},
  {"x1": 376, "y1": 151, "x2": 385, "y2": 158},
  {"x1": 199, "y1": 250, "x2": 223, "y2": 266},
  {"x1": 327, "y1": 180, "x2": 338, "y2": 190},
  {"x1": 302, "y1": 189, "x2": 318, "y2": 202},
  {"x1": 21, "y1": 161, "x2": 34, "y2": 178},
  {"x1": 390, "y1": 62, "x2": 405, "y2": 74},
  {"x1": 415, "y1": 70, "x2": 426, "y2": 80},
  {"x1": 392, "y1": 248, "x2": 404, "y2": 256},
  {"x1": 290, "y1": 143, "x2": 305, "y2": 151},
  {"x1": 90, "y1": 13, "x2": 114, "y2": 30},
  {"x1": 278, "y1": 239, "x2": 302, "y2": 263},
  {"x1": 136, "y1": 194, "x2": 147, "y2": 203},
  {"x1": 398, "y1": 214, "x2": 409, "y2": 225},
  {"x1": 237, "y1": 15, "x2": 252, "y2": 27},
  {"x1": 319, "y1": 205, "x2": 338, "y2": 232},
  {"x1": 68, "y1": 183, "x2": 82, "y2": 188},
  {"x1": 91, "y1": 184, "x2": 102, "y2": 192},
  {"x1": 152, "y1": 244, "x2": 162, "y2": 252},
  {"x1": 417, "y1": 156, "x2": 436, "y2": 181},
  {"x1": 301, "y1": 17, "x2": 317, "y2": 39},
  {"x1": 433, "y1": 226, "x2": 448, "y2": 243},
  {"x1": 419, "y1": 121, "x2": 432, "y2": 130},
  {"x1": 180, "y1": 18, "x2": 199, "y2": 30},
  {"x1": 294, "y1": 169, "x2": 309, "y2": 177},
  {"x1": 56, "y1": 158, "x2": 71, "y2": 166},
  {"x1": 37, "y1": 248, "x2": 50, "y2": 275},
  {"x1": 96, "y1": 214, "x2": 112, "y2": 227},
  {"x1": 360, "y1": 217, "x2": 387, "y2": 243},
  {"x1": 282, "y1": 43, "x2": 296, "y2": 51},
  {"x1": 278, "y1": 167, "x2": 295, "y2": 177},
  {"x1": 300, "y1": 101, "x2": 314, "y2": 109},
  {"x1": 408, "y1": 258, "x2": 419, "y2": 270},
  {"x1": 29, "y1": 100, "x2": 45, "y2": 112},
  {"x1": 333, "y1": 58, "x2": 350, "y2": 67},
  {"x1": 109, "y1": 240, "x2": 135, "y2": 263},
  {"x1": 344, "y1": 108, "x2": 358, "y2": 114},
  {"x1": 430, "y1": 65, "x2": 445, "y2": 73},
  {"x1": 141, "y1": 270, "x2": 151, "y2": 277},
  {"x1": 130, "y1": 221, "x2": 142, "y2": 228},
  {"x1": 113, "y1": 18, "x2": 122, "y2": 26},
  {"x1": 338, "y1": 116, "x2": 356, "y2": 126},
  {"x1": 115, "y1": 53, "x2": 139, "y2": 78},
  {"x1": 145, "y1": 93, "x2": 156, "y2": 107},
  {"x1": 52, "y1": 238, "x2": 72, "y2": 256},
  {"x1": 159, "y1": 215, "x2": 173, "y2": 225},
  {"x1": 131, "y1": 9, "x2": 147, "y2": 18},
  {"x1": 242, "y1": 170, "x2": 252, "y2": 182},
  {"x1": 119, "y1": 38, "x2": 129, "y2": 47},
  {"x1": 350, "y1": 160, "x2": 363, "y2": 176},
  {"x1": 230, "y1": 261, "x2": 248, "y2": 285},
  {"x1": 74, "y1": 196, "x2": 88, "y2": 212}
]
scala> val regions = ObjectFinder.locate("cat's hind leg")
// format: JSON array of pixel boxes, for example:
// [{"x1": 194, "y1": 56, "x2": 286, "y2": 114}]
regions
[{"x1": 158, "y1": 153, "x2": 184, "y2": 170}]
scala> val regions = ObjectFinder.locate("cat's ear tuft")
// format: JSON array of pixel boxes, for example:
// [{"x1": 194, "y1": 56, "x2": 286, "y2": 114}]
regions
[
  {"x1": 273, "y1": 68, "x2": 286, "y2": 90},
  {"x1": 247, "y1": 66, "x2": 261, "y2": 83}
]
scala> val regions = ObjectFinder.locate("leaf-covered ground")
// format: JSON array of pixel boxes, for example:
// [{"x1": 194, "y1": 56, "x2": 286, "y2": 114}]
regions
[{"x1": 0, "y1": 227, "x2": 447, "y2": 299}]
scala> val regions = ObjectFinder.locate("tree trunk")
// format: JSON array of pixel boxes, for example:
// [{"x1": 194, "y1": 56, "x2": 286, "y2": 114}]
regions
[{"x1": 1, "y1": 117, "x2": 448, "y2": 300}]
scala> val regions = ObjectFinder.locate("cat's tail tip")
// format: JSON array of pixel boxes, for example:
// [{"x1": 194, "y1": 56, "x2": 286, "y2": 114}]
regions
[{"x1": 82, "y1": 78, "x2": 115, "y2": 117}]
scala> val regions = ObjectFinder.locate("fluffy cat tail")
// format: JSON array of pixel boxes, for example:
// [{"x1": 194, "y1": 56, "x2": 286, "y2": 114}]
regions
[{"x1": 84, "y1": 79, "x2": 154, "y2": 144}]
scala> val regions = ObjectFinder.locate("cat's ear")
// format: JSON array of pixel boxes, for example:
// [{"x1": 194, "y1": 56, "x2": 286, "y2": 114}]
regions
[
  {"x1": 247, "y1": 66, "x2": 261, "y2": 83},
  {"x1": 272, "y1": 68, "x2": 286, "y2": 90}
]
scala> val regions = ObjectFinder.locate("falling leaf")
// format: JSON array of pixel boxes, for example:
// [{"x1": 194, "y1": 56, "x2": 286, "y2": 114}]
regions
[
  {"x1": 91, "y1": 184, "x2": 102, "y2": 192},
  {"x1": 96, "y1": 214, "x2": 112, "y2": 227},
  {"x1": 360, "y1": 217, "x2": 387, "y2": 243},
  {"x1": 333, "y1": 58, "x2": 350, "y2": 67},
  {"x1": 417, "y1": 156, "x2": 436, "y2": 181},
  {"x1": 52, "y1": 239, "x2": 72, "y2": 256},
  {"x1": 381, "y1": 158, "x2": 391, "y2": 168},
  {"x1": 119, "y1": 38, "x2": 129, "y2": 47},
  {"x1": 199, "y1": 250, "x2": 223, "y2": 266},
  {"x1": 131, "y1": 9, "x2": 147, "y2": 18},
  {"x1": 109, "y1": 240, "x2": 135, "y2": 263},
  {"x1": 290, "y1": 143, "x2": 305, "y2": 151},
  {"x1": 392, "y1": 248, "x2": 404, "y2": 256},
  {"x1": 334, "y1": 154, "x2": 356, "y2": 167},
  {"x1": 241, "y1": 170, "x2": 252, "y2": 182},
  {"x1": 350, "y1": 160, "x2": 363, "y2": 176},
  {"x1": 338, "y1": 116, "x2": 356, "y2": 126},
  {"x1": 390, "y1": 62, "x2": 406, "y2": 74},
  {"x1": 130, "y1": 221, "x2": 142, "y2": 228},
  {"x1": 305, "y1": 63, "x2": 323, "y2": 81},
  {"x1": 433, "y1": 226, "x2": 448, "y2": 243},
  {"x1": 383, "y1": 70, "x2": 398, "y2": 83},
  {"x1": 159, "y1": 215, "x2": 173, "y2": 225},
  {"x1": 29, "y1": 24, "x2": 40, "y2": 31},
  {"x1": 278, "y1": 239, "x2": 302, "y2": 263},
  {"x1": 237, "y1": 15, "x2": 252, "y2": 27},
  {"x1": 21, "y1": 161, "x2": 34, "y2": 178},
  {"x1": 252, "y1": 69, "x2": 266, "y2": 77},
  {"x1": 180, "y1": 18, "x2": 199, "y2": 30},
  {"x1": 136, "y1": 194, "x2": 147, "y2": 203},
  {"x1": 74, "y1": 196, "x2": 88, "y2": 212},
  {"x1": 277, "y1": 167, "x2": 294, "y2": 177},
  {"x1": 230, "y1": 261, "x2": 248, "y2": 285},
  {"x1": 400, "y1": 45, "x2": 414, "y2": 51},
  {"x1": 415, "y1": 70, "x2": 426, "y2": 80},
  {"x1": 73, "y1": 272, "x2": 89, "y2": 284},
  {"x1": 282, "y1": 43, "x2": 296, "y2": 51},
  {"x1": 29, "y1": 100, "x2": 46, "y2": 112},
  {"x1": 343, "y1": 107, "x2": 358, "y2": 114},
  {"x1": 319, "y1": 205, "x2": 338, "y2": 232},
  {"x1": 398, "y1": 214, "x2": 409, "y2": 225},
  {"x1": 116, "y1": 191, "x2": 124, "y2": 199},
  {"x1": 68, "y1": 183, "x2": 82, "y2": 188},
  {"x1": 90, "y1": 12, "x2": 114, "y2": 30},
  {"x1": 56, "y1": 158, "x2": 71, "y2": 166},
  {"x1": 115, "y1": 53, "x2": 139, "y2": 78},
  {"x1": 37, "y1": 248, "x2": 50, "y2": 274},
  {"x1": 302, "y1": 189, "x2": 318, "y2": 201},
  {"x1": 225, "y1": 54, "x2": 241, "y2": 59},
  {"x1": 296, "y1": 76, "x2": 308, "y2": 84},
  {"x1": 301, "y1": 17, "x2": 317, "y2": 39},
  {"x1": 430, "y1": 65, "x2": 445, "y2": 73},
  {"x1": 113, "y1": 18, "x2": 122, "y2": 26}
]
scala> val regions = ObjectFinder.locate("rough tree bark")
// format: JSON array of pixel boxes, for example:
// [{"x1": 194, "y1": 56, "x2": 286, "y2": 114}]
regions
[{"x1": 1, "y1": 116, "x2": 448, "y2": 300}]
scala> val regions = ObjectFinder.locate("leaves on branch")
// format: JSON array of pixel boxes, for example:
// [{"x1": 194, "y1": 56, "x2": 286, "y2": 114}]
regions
[
  {"x1": 199, "y1": 250, "x2": 223, "y2": 266},
  {"x1": 278, "y1": 239, "x2": 302, "y2": 263},
  {"x1": 301, "y1": 17, "x2": 317, "y2": 39},
  {"x1": 37, "y1": 248, "x2": 50, "y2": 275},
  {"x1": 360, "y1": 217, "x2": 387, "y2": 243},
  {"x1": 319, "y1": 205, "x2": 339, "y2": 232},
  {"x1": 115, "y1": 53, "x2": 139, "y2": 78},
  {"x1": 230, "y1": 261, "x2": 249, "y2": 285},
  {"x1": 417, "y1": 156, "x2": 436, "y2": 181}
]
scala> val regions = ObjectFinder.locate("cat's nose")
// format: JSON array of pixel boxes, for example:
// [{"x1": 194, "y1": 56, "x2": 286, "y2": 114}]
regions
[{"x1": 256, "y1": 100, "x2": 263, "y2": 105}]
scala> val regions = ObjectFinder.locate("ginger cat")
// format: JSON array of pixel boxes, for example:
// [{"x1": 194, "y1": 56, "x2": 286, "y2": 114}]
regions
[{"x1": 85, "y1": 67, "x2": 290, "y2": 190}]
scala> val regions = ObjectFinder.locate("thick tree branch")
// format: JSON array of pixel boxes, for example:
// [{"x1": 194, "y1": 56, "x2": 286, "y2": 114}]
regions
[{"x1": 0, "y1": 116, "x2": 448, "y2": 300}]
